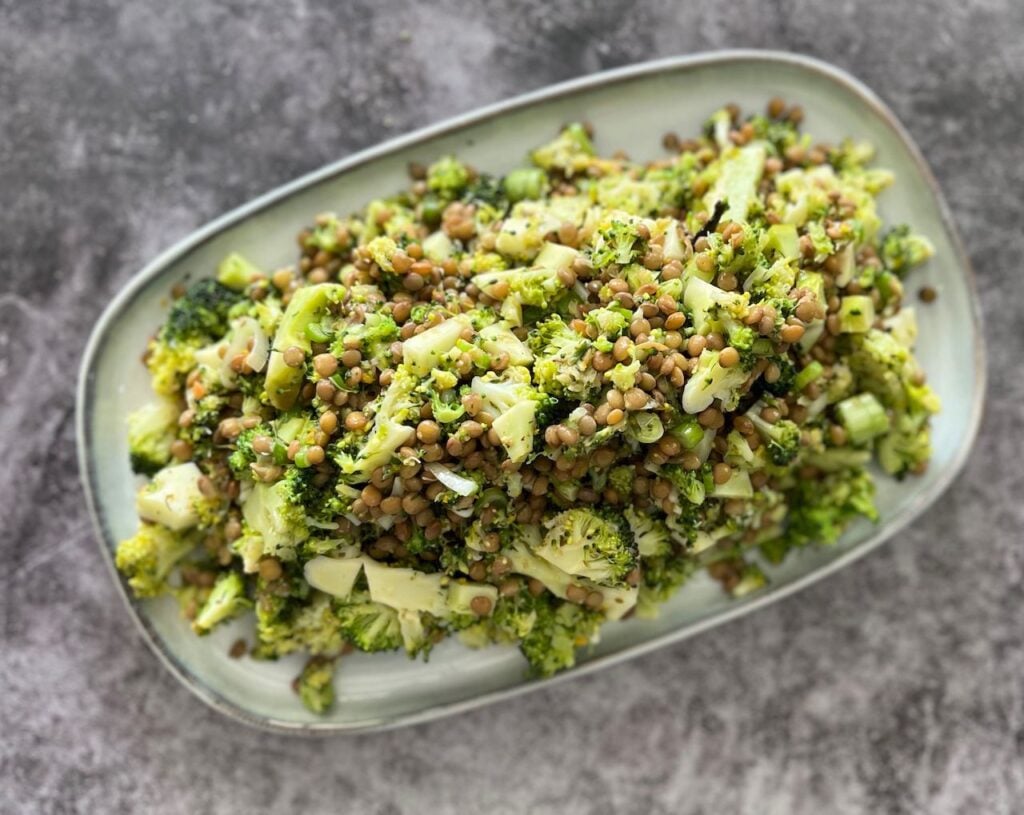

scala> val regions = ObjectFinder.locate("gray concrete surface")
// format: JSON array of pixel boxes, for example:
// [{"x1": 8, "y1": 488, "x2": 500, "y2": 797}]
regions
[{"x1": 2, "y1": 1, "x2": 1023, "y2": 813}]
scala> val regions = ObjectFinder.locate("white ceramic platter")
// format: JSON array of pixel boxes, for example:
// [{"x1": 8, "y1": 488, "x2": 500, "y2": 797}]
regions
[{"x1": 77, "y1": 51, "x2": 985, "y2": 734}]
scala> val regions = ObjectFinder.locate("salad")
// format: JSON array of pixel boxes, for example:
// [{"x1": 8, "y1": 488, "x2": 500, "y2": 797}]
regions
[{"x1": 116, "y1": 99, "x2": 939, "y2": 713}]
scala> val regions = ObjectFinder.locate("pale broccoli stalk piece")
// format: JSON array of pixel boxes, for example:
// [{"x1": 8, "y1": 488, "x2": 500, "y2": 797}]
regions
[
  {"x1": 192, "y1": 571, "x2": 251, "y2": 634},
  {"x1": 502, "y1": 533, "x2": 638, "y2": 620},
  {"x1": 216, "y1": 252, "x2": 263, "y2": 292},
  {"x1": 623, "y1": 507, "x2": 671, "y2": 557},
  {"x1": 115, "y1": 523, "x2": 197, "y2": 597},
  {"x1": 135, "y1": 462, "x2": 212, "y2": 531},
  {"x1": 713, "y1": 470, "x2": 755, "y2": 502},
  {"x1": 127, "y1": 398, "x2": 180, "y2": 476},
  {"x1": 264, "y1": 283, "x2": 346, "y2": 409},
  {"x1": 706, "y1": 107, "x2": 733, "y2": 151},
  {"x1": 835, "y1": 392, "x2": 891, "y2": 445},
  {"x1": 241, "y1": 480, "x2": 310, "y2": 559},
  {"x1": 535, "y1": 509, "x2": 638, "y2": 587},
  {"x1": 528, "y1": 316, "x2": 602, "y2": 401},
  {"x1": 296, "y1": 657, "x2": 336, "y2": 714},
  {"x1": 837, "y1": 295, "x2": 876, "y2": 333},
  {"x1": 334, "y1": 366, "x2": 420, "y2": 482},
  {"x1": 401, "y1": 315, "x2": 471, "y2": 375},
  {"x1": 682, "y1": 349, "x2": 749, "y2": 414},
  {"x1": 470, "y1": 368, "x2": 553, "y2": 463},
  {"x1": 302, "y1": 556, "x2": 364, "y2": 600},
  {"x1": 529, "y1": 123, "x2": 595, "y2": 177},
  {"x1": 477, "y1": 321, "x2": 533, "y2": 365},
  {"x1": 705, "y1": 143, "x2": 766, "y2": 223},
  {"x1": 503, "y1": 167, "x2": 549, "y2": 203},
  {"x1": 745, "y1": 405, "x2": 803, "y2": 465}
]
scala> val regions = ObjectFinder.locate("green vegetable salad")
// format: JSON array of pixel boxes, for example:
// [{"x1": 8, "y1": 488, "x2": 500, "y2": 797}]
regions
[{"x1": 116, "y1": 99, "x2": 939, "y2": 713}]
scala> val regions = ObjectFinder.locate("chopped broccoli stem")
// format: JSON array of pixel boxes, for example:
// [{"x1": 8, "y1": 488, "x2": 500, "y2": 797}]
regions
[{"x1": 836, "y1": 392, "x2": 891, "y2": 445}]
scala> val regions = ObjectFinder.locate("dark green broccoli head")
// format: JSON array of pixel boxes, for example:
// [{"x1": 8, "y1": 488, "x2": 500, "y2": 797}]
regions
[{"x1": 161, "y1": 279, "x2": 243, "y2": 345}]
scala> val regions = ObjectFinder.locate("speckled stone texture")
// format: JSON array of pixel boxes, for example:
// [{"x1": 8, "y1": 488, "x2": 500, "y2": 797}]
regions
[{"x1": 2, "y1": 1, "x2": 1023, "y2": 812}]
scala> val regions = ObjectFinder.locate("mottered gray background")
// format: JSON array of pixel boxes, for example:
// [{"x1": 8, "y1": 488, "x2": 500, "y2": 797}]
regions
[{"x1": 2, "y1": 1, "x2": 1023, "y2": 813}]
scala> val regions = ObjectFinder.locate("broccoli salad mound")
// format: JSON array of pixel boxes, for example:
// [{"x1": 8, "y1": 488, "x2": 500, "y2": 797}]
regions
[{"x1": 116, "y1": 98, "x2": 940, "y2": 713}]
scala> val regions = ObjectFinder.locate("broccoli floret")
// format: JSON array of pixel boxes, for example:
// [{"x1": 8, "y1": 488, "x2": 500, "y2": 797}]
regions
[
  {"x1": 845, "y1": 329, "x2": 938, "y2": 416},
  {"x1": 162, "y1": 279, "x2": 242, "y2": 345},
  {"x1": 529, "y1": 123, "x2": 595, "y2": 177},
  {"x1": 335, "y1": 593, "x2": 404, "y2": 653},
  {"x1": 588, "y1": 217, "x2": 645, "y2": 269},
  {"x1": 535, "y1": 509, "x2": 638, "y2": 587},
  {"x1": 636, "y1": 550, "x2": 696, "y2": 618},
  {"x1": 519, "y1": 598, "x2": 602, "y2": 677},
  {"x1": 682, "y1": 349, "x2": 749, "y2": 414},
  {"x1": 779, "y1": 468, "x2": 878, "y2": 550},
  {"x1": 660, "y1": 464, "x2": 709, "y2": 507},
  {"x1": 115, "y1": 523, "x2": 197, "y2": 597},
  {"x1": 729, "y1": 562, "x2": 767, "y2": 598},
  {"x1": 761, "y1": 357, "x2": 797, "y2": 397},
  {"x1": 426, "y1": 156, "x2": 471, "y2": 199},
  {"x1": 331, "y1": 310, "x2": 400, "y2": 370},
  {"x1": 528, "y1": 316, "x2": 603, "y2": 401},
  {"x1": 253, "y1": 592, "x2": 346, "y2": 660},
  {"x1": 623, "y1": 506, "x2": 671, "y2": 557},
  {"x1": 192, "y1": 571, "x2": 251, "y2": 634},
  {"x1": 127, "y1": 398, "x2": 180, "y2": 476},
  {"x1": 473, "y1": 241, "x2": 579, "y2": 321},
  {"x1": 606, "y1": 465, "x2": 635, "y2": 497},
  {"x1": 146, "y1": 280, "x2": 243, "y2": 395},
  {"x1": 296, "y1": 656, "x2": 336, "y2": 714},
  {"x1": 880, "y1": 225, "x2": 934, "y2": 277},
  {"x1": 746, "y1": 407, "x2": 802, "y2": 466},
  {"x1": 876, "y1": 411, "x2": 932, "y2": 478}
]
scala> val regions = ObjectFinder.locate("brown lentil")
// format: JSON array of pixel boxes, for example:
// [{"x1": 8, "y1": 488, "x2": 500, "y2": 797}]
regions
[{"x1": 282, "y1": 346, "x2": 305, "y2": 368}]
